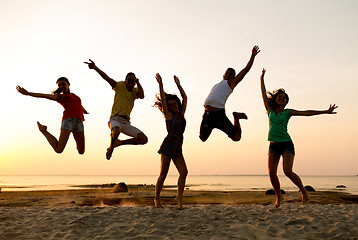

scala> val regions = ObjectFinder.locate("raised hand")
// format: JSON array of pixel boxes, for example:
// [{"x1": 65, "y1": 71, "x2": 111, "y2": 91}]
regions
[
  {"x1": 16, "y1": 85, "x2": 29, "y2": 95},
  {"x1": 261, "y1": 68, "x2": 266, "y2": 78},
  {"x1": 327, "y1": 104, "x2": 338, "y2": 114},
  {"x1": 174, "y1": 75, "x2": 180, "y2": 85},
  {"x1": 252, "y1": 45, "x2": 261, "y2": 56},
  {"x1": 84, "y1": 59, "x2": 96, "y2": 69},
  {"x1": 155, "y1": 73, "x2": 163, "y2": 84}
]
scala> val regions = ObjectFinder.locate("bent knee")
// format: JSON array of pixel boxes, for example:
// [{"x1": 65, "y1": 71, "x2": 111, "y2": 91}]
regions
[
  {"x1": 199, "y1": 135, "x2": 208, "y2": 142},
  {"x1": 55, "y1": 148, "x2": 64, "y2": 154},
  {"x1": 231, "y1": 134, "x2": 241, "y2": 142},
  {"x1": 111, "y1": 127, "x2": 120, "y2": 135},
  {"x1": 181, "y1": 169, "x2": 188, "y2": 177},
  {"x1": 137, "y1": 133, "x2": 148, "y2": 144},
  {"x1": 284, "y1": 171, "x2": 294, "y2": 177}
]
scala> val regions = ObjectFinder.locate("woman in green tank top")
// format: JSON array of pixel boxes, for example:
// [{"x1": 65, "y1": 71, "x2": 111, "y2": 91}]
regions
[{"x1": 260, "y1": 68, "x2": 338, "y2": 208}]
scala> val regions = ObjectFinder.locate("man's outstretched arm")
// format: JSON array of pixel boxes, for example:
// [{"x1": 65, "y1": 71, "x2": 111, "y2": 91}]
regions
[
  {"x1": 229, "y1": 45, "x2": 260, "y2": 89},
  {"x1": 84, "y1": 59, "x2": 117, "y2": 89}
]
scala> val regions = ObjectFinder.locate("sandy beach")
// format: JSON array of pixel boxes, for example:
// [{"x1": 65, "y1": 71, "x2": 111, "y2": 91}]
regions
[{"x1": 0, "y1": 185, "x2": 357, "y2": 239}]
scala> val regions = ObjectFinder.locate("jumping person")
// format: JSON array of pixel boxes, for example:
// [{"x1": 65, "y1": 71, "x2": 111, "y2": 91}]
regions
[
  {"x1": 199, "y1": 46, "x2": 260, "y2": 142},
  {"x1": 260, "y1": 68, "x2": 338, "y2": 207},
  {"x1": 16, "y1": 77, "x2": 87, "y2": 154},
  {"x1": 84, "y1": 59, "x2": 148, "y2": 160},
  {"x1": 154, "y1": 73, "x2": 188, "y2": 209}
]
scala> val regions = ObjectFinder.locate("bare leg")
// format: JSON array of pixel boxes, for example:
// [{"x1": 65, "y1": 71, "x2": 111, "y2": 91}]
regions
[
  {"x1": 231, "y1": 112, "x2": 248, "y2": 141},
  {"x1": 282, "y1": 152, "x2": 309, "y2": 204},
  {"x1": 173, "y1": 155, "x2": 188, "y2": 210},
  {"x1": 112, "y1": 133, "x2": 148, "y2": 147},
  {"x1": 107, "y1": 132, "x2": 148, "y2": 160},
  {"x1": 106, "y1": 127, "x2": 121, "y2": 160},
  {"x1": 37, "y1": 122, "x2": 70, "y2": 154},
  {"x1": 72, "y1": 131, "x2": 85, "y2": 154},
  {"x1": 155, "y1": 154, "x2": 171, "y2": 208},
  {"x1": 268, "y1": 153, "x2": 282, "y2": 208}
]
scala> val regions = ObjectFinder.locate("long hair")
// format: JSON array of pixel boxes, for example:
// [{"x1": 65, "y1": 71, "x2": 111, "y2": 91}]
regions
[
  {"x1": 267, "y1": 88, "x2": 289, "y2": 110},
  {"x1": 53, "y1": 77, "x2": 70, "y2": 95},
  {"x1": 154, "y1": 93, "x2": 182, "y2": 113}
]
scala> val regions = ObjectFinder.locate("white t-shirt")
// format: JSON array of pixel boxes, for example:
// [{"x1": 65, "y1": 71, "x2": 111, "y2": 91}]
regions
[{"x1": 204, "y1": 80, "x2": 233, "y2": 108}]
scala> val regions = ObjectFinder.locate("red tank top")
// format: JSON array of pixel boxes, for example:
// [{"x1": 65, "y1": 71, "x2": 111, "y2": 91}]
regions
[{"x1": 56, "y1": 93, "x2": 84, "y2": 121}]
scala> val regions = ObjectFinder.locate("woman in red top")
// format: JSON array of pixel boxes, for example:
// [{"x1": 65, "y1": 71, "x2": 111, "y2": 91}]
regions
[{"x1": 16, "y1": 77, "x2": 88, "y2": 154}]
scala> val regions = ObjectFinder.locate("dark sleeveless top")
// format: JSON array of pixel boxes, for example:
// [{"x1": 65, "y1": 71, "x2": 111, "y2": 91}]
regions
[{"x1": 158, "y1": 113, "x2": 186, "y2": 158}]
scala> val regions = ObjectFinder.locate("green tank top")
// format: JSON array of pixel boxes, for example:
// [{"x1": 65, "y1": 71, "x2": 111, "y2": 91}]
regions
[{"x1": 268, "y1": 109, "x2": 292, "y2": 142}]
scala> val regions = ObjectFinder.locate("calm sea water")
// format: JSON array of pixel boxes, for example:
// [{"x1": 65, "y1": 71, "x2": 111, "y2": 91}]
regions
[{"x1": 0, "y1": 175, "x2": 357, "y2": 194}]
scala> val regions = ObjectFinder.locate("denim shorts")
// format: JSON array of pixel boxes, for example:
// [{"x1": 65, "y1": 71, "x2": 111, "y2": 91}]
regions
[
  {"x1": 61, "y1": 118, "x2": 84, "y2": 132},
  {"x1": 269, "y1": 141, "x2": 295, "y2": 156}
]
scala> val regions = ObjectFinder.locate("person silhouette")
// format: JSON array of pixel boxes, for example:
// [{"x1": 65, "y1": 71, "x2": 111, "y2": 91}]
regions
[
  {"x1": 154, "y1": 73, "x2": 188, "y2": 209},
  {"x1": 199, "y1": 46, "x2": 260, "y2": 142},
  {"x1": 84, "y1": 59, "x2": 148, "y2": 160},
  {"x1": 16, "y1": 77, "x2": 87, "y2": 154},
  {"x1": 260, "y1": 68, "x2": 338, "y2": 207}
]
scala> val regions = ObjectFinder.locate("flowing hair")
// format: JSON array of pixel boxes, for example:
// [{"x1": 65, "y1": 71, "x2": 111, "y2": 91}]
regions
[
  {"x1": 53, "y1": 77, "x2": 70, "y2": 95},
  {"x1": 154, "y1": 93, "x2": 182, "y2": 113},
  {"x1": 267, "y1": 88, "x2": 289, "y2": 110}
]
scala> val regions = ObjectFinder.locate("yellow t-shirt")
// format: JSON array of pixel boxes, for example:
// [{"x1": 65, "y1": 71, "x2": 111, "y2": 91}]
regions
[{"x1": 110, "y1": 81, "x2": 138, "y2": 119}]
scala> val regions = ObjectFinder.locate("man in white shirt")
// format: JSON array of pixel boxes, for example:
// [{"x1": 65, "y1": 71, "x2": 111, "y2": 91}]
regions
[{"x1": 199, "y1": 46, "x2": 260, "y2": 142}]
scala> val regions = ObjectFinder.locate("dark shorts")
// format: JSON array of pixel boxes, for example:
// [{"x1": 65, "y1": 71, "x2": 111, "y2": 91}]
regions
[
  {"x1": 199, "y1": 109, "x2": 237, "y2": 142},
  {"x1": 269, "y1": 141, "x2": 295, "y2": 156}
]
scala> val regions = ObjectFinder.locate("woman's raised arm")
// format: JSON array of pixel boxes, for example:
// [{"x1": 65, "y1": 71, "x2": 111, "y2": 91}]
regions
[
  {"x1": 260, "y1": 69, "x2": 270, "y2": 112},
  {"x1": 174, "y1": 75, "x2": 187, "y2": 115}
]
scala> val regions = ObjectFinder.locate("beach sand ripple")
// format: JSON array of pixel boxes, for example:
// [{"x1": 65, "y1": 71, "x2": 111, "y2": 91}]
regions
[
  {"x1": 0, "y1": 204, "x2": 357, "y2": 239},
  {"x1": 0, "y1": 189, "x2": 357, "y2": 239}
]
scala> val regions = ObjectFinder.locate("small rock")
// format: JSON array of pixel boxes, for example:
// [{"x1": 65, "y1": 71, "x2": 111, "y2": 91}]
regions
[
  {"x1": 265, "y1": 189, "x2": 286, "y2": 195},
  {"x1": 304, "y1": 185, "x2": 316, "y2": 192},
  {"x1": 336, "y1": 185, "x2": 346, "y2": 189},
  {"x1": 112, "y1": 182, "x2": 128, "y2": 193}
]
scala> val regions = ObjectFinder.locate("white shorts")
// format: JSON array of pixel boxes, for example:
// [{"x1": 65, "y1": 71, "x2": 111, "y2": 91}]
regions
[{"x1": 108, "y1": 115, "x2": 143, "y2": 138}]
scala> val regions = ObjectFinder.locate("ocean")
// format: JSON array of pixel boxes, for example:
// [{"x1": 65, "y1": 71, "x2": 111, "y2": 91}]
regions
[{"x1": 1, "y1": 175, "x2": 357, "y2": 194}]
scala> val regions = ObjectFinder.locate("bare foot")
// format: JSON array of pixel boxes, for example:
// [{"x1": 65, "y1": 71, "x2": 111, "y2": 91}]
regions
[
  {"x1": 176, "y1": 197, "x2": 184, "y2": 210},
  {"x1": 233, "y1": 112, "x2": 248, "y2": 120},
  {"x1": 302, "y1": 190, "x2": 309, "y2": 204},
  {"x1": 274, "y1": 195, "x2": 283, "y2": 208},
  {"x1": 106, "y1": 148, "x2": 114, "y2": 160},
  {"x1": 37, "y1": 121, "x2": 47, "y2": 132},
  {"x1": 154, "y1": 198, "x2": 163, "y2": 208}
]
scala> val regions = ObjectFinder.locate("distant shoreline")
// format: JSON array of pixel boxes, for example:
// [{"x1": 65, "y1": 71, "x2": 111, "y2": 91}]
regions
[{"x1": 1, "y1": 185, "x2": 358, "y2": 207}]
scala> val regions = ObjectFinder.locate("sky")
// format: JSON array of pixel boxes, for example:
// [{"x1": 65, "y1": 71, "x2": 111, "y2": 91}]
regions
[{"x1": 1, "y1": 0, "x2": 357, "y2": 176}]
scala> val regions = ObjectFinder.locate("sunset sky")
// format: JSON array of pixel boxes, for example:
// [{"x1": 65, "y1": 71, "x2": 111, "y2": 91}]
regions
[{"x1": 1, "y1": 0, "x2": 357, "y2": 176}]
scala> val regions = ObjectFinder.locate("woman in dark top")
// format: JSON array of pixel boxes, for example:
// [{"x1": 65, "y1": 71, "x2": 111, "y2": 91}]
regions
[{"x1": 154, "y1": 73, "x2": 188, "y2": 209}]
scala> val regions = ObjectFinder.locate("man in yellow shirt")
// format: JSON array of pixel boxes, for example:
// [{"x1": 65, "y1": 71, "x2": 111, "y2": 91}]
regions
[{"x1": 85, "y1": 59, "x2": 148, "y2": 160}]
